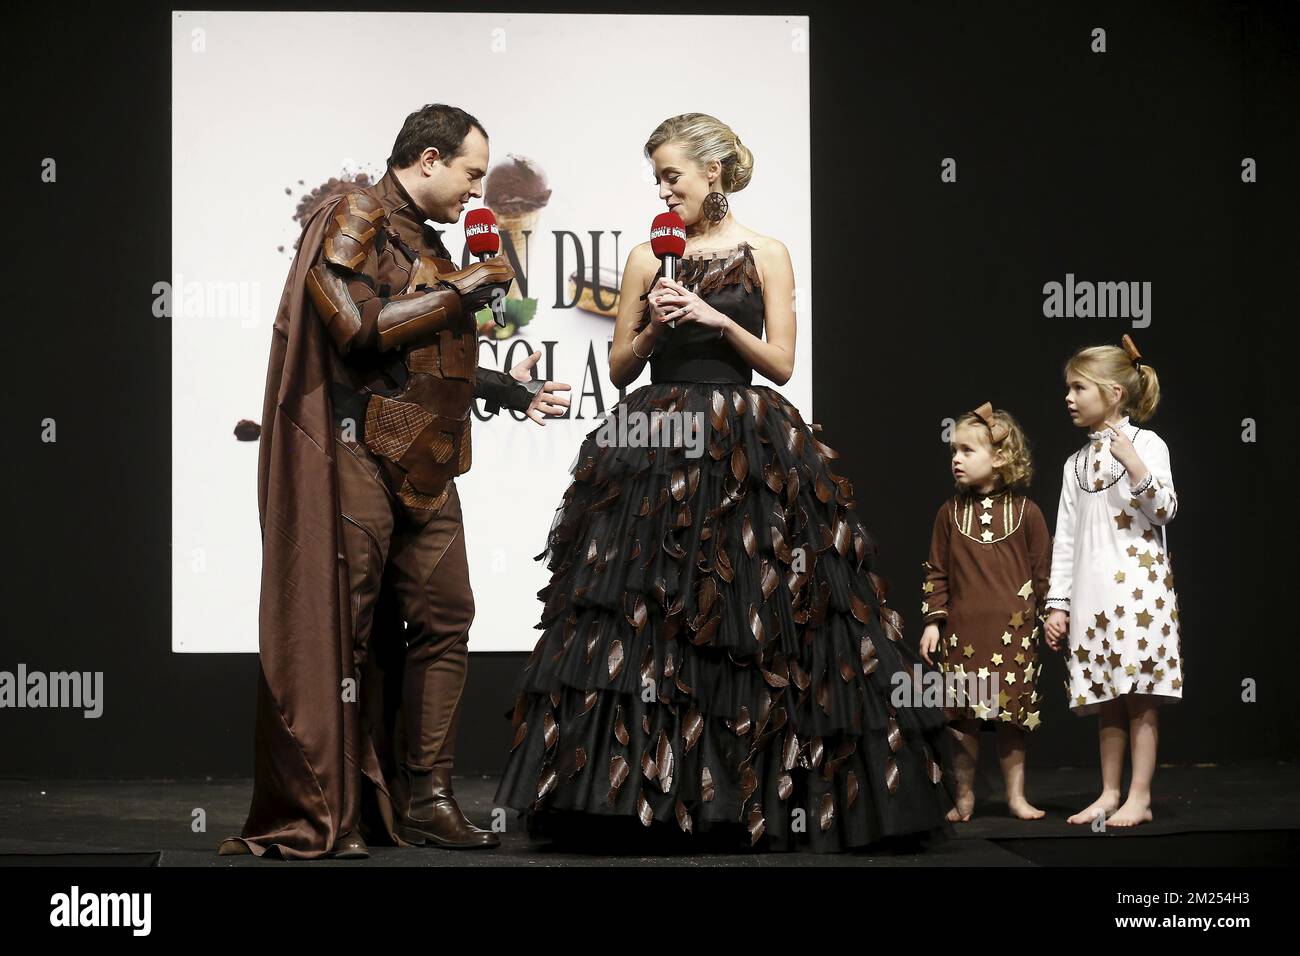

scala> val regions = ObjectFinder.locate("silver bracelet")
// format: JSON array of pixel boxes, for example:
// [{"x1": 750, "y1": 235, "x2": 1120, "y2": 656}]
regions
[{"x1": 631, "y1": 332, "x2": 655, "y2": 360}]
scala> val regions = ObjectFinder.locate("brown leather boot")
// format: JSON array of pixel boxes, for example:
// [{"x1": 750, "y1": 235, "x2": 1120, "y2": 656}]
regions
[
  {"x1": 330, "y1": 829, "x2": 370, "y2": 859},
  {"x1": 399, "y1": 765, "x2": 500, "y2": 849}
]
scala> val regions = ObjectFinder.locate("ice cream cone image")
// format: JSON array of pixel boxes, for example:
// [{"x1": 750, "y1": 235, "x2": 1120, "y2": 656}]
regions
[
  {"x1": 485, "y1": 154, "x2": 551, "y2": 301},
  {"x1": 495, "y1": 210, "x2": 540, "y2": 300}
]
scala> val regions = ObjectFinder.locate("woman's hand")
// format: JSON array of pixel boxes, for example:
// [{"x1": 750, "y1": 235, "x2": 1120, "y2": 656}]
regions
[
  {"x1": 919, "y1": 624, "x2": 942, "y2": 666},
  {"x1": 1044, "y1": 609, "x2": 1069, "y2": 651},
  {"x1": 651, "y1": 277, "x2": 729, "y2": 333}
]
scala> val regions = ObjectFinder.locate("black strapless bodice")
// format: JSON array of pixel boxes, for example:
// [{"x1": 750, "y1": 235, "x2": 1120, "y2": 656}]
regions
[{"x1": 637, "y1": 242, "x2": 765, "y2": 384}]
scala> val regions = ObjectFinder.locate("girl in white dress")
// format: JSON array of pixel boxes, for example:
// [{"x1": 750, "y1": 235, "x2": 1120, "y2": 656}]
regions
[{"x1": 1043, "y1": 336, "x2": 1182, "y2": 828}]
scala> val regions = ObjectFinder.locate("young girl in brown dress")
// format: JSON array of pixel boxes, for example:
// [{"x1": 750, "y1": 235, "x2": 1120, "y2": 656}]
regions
[{"x1": 918, "y1": 403, "x2": 1052, "y2": 821}]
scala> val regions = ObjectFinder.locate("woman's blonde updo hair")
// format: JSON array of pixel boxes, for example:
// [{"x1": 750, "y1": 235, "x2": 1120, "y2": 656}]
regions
[
  {"x1": 953, "y1": 407, "x2": 1035, "y2": 491},
  {"x1": 1065, "y1": 344, "x2": 1162, "y2": 423},
  {"x1": 644, "y1": 113, "x2": 754, "y2": 193}
]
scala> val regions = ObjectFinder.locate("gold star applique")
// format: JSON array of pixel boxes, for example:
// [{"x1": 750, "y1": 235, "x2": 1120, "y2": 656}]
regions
[
  {"x1": 1015, "y1": 652, "x2": 1026, "y2": 666},
  {"x1": 1154, "y1": 596, "x2": 1165, "y2": 609},
  {"x1": 974, "y1": 701, "x2": 992, "y2": 719},
  {"x1": 991, "y1": 653, "x2": 1004, "y2": 666},
  {"x1": 1114, "y1": 570, "x2": 1127, "y2": 583},
  {"x1": 977, "y1": 666, "x2": 990, "y2": 680},
  {"x1": 1125, "y1": 664, "x2": 1137, "y2": 677},
  {"x1": 1009, "y1": 610, "x2": 1026, "y2": 628},
  {"x1": 922, "y1": 581, "x2": 935, "y2": 594},
  {"x1": 1171, "y1": 677, "x2": 1182, "y2": 690},
  {"x1": 1094, "y1": 611, "x2": 1110, "y2": 630},
  {"x1": 1022, "y1": 635, "x2": 1033, "y2": 649},
  {"x1": 1141, "y1": 528, "x2": 1156, "y2": 542},
  {"x1": 1153, "y1": 667, "x2": 1165, "y2": 681},
  {"x1": 980, "y1": 512, "x2": 993, "y2": 526},
  {"x1": 1126, "y1": 545, "x2": 1139, "y2": 557},
  {"x1": 1005, "y1": 672, "x2": 1017, "y2": 686},
  {"x1": 1018, "y1": 580, "x2": 1034, "y2": 599},
  {"x1": 1164, "y1": 573, "x2": 1175, "y2": 589},
  {"x1": 1074, "y1": 646, "x2": 1090, "y2": 663},
  {"x1": 1137, "y1": 551, "x2": 1154, "y2": 569},
  {"x1": 1129, "y1": 498, "x2": 1141, "y2": 509},
  {"x1": 1155, "y1": 507, "x2": 1168, "y2": 519},
  {"x1": 980, "y1": 496, "x2": 994, "y2": 510},
  {"x1": 1114, "y1": 512, "x2": 1133, "y2": 531},
  {"x1": 1094, "y1": 478, "x2": 1105, "y2": 490},
  {"x1": 1137, "y1": 636, "x2": 1148, "y2": 652},
  {"x1": 1024, "y1": 710, "x2": 1041, "y2": 730},
  {"x1": 980, "y1": 529, "x2": 994, "y2": 543},
  {"x1": 1135, "y1": 609, "x2": 1154, "y2": 628},
  {"x1": 963, "y1": 644, "x2": 975, "y2": 659},
  {"x1": 949, "y1": 634, "x2": 958, "y2": 647},
  {"x1": 1002, "y1": 631, "x2": 1013, "y2": 646},
  {"x1": 920, "y1": 601, "x2": 929, "y2": 614},
  {"x1": 1076, "y1": 695, "x2": 1088, "y2": 707},
  {"x1": 1090, "y1": 681, "x2": 1106, "y2": 698},
  {"x1": 1132, "y1": 588, "x2": 1144, "y2": 601},
  {"x1": 998, "y1": 689, "x2": 1011, "y2": 709},
  {"x1": 1108, "y1": 651, "x2": 1123, "y2": 668},
  {"x1": 1114, "y1": 627, "x2": 1125, "y2": 641},
  {"x1": 1114, "y1": 605, "x2": 1125, "y2": 618}
]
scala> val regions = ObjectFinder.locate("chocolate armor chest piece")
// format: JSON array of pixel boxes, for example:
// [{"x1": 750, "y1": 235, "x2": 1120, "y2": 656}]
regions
[{"x1": 366, "y1": 227, "x2": 480, "y2": 512}]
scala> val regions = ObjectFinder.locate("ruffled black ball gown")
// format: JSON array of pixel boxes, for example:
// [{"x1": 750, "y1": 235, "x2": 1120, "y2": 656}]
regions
[{"x1": 495, "y1": 241, "x2": 955, "y2": 851}]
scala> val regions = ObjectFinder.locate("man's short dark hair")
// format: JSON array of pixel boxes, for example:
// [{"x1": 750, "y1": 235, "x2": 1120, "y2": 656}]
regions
[{"x1": 387, "y1": 104, "x2": 488, "y2": 170}]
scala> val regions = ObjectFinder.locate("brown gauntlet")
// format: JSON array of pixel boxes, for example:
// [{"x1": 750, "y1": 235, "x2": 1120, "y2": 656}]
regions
[
  {"x1": 407, "y1": 256, "x2": 517, "y2": 321},
  {"x1": 306, "y1": 261, "x2": 464, "y2": 355}
]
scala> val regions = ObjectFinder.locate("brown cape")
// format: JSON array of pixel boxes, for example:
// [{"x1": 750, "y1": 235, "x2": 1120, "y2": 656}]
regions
[{"x1": 220, "y1": 196, "x2": 415, "y2": 859}]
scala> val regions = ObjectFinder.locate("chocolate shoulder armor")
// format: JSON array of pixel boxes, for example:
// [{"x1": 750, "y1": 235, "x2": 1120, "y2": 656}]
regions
[{"x1": 322, "y1": 191, "x2": 386, "y2": 272}]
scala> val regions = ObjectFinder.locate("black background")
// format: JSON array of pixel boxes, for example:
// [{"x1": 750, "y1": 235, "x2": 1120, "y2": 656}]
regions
[{"x1": 3, "y1": 0, "x2": 1296, "y2": 780}]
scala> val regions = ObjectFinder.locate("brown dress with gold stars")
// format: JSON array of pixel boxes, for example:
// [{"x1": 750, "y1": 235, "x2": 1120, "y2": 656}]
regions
[{"x1": 921, "y1": 487, "x2": 1052, "y2": 731}]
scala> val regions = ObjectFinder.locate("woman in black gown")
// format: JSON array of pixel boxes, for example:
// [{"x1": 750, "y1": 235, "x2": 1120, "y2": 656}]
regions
[{"x1": 495, "y1": 113, "x2": 954, "y2": 851}]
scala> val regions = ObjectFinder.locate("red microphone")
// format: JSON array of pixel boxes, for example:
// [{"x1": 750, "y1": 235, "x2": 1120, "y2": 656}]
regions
[
  {"x1": 465, "y1": 208, "x2": 506, "y2": 325},
  {"x1": 650, "y1": 212, "x2": 686, "y2": 327},
  {"x1": 465, "y1": 207, "x2": 501, "y2": 258}
]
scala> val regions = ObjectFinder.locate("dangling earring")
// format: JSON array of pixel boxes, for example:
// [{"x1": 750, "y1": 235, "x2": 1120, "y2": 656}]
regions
[{"x1": 702, "y1": 185, "x2": 729, "y2": 222}]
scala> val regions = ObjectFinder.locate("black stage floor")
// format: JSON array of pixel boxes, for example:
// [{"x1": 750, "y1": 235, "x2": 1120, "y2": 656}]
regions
[{"x1": 1, "y1": 761, "x2": 1296, "y2": 867}]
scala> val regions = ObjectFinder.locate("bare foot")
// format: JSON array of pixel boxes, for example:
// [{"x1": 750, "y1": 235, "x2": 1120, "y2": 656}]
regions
[
  {"x1": 1106, "y1": 796, "x2": 1153, "y2": 827},
  {"x1": 946, "y1": 793, "x2": 975, "y2": 822},
  {"x1": 1067, "y1": 791, "x2": 1121, "y2": 825},
  {"x1": 1007, "y1": 797, "x2": 1045, "y2": 820}
]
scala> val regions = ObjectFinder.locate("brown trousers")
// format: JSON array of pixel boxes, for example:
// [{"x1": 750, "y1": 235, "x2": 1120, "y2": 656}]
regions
[{"x1": 334, "y1": 437, "x2": 474, "y2": 777}]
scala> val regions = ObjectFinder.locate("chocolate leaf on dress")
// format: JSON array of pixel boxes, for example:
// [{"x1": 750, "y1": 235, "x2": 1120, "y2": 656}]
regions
[
  {"x1": 614, "y1": 705, "x2": 630, "y2": 745},
  {"x1": 819, "y1": 793, "x2": 835, "y2": 831},
  {"x1": 675, "y1": 799, "x2": 693, "y2": 833},
  {"x1": 608, "y1": 639, "x2": 625, "y2": 681},
  {"x1": 701, "y1": 766, "x2": 716, "y2": 802},
  {"x1": 537, "y1": 766, "x2": 558, "y2": 800},
  {"x1": 656, "y1": 730, "x2": 674, "y2": 793},
  {"x1": 637, "y1": 790, "x2": 654, "y2": 826},
  {"x1": 683, "y1": 705, "x2": 703, "y2": 752}
]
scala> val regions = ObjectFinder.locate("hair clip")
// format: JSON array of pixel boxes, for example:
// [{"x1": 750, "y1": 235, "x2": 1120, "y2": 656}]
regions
[
  {"x1": 970, "y1": 401, "x2": 1009, "y2": 443},
  {"x1": 1121, "y1": 333, "x2": 1142, "y2": 370}
]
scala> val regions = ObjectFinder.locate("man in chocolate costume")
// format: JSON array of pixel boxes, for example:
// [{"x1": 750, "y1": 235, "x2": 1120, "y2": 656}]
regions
[{"x1": 220, "y1": 104, "x2": 571, "y2": 859}]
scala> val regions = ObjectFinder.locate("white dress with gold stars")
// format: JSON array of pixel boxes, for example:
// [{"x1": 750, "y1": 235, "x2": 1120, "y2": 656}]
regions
[{"x1": 1045, "y1": 416, "x2": 1183, "y2": 715}]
